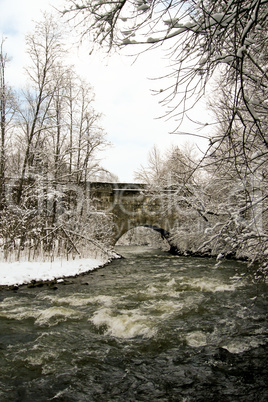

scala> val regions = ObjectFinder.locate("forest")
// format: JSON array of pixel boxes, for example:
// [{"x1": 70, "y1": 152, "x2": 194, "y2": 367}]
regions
[
  {"x1": 0, "y1": 15, "x2": 116, "y2": 262},
  {"x1": 0, "y1": 1, "x2": 267, "y2": 273}
]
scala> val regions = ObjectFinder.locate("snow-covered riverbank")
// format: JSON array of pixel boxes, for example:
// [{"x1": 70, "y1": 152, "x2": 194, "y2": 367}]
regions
[{"x1": 0, "y1": 257, "x2": 107, "y2": 287}]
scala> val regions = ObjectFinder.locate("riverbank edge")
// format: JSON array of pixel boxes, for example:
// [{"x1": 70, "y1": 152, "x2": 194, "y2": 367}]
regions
[
  {"x1": 1, "y1": 247, "x2": 265, "y2": 292},
  {"x1": 170, "y1": 247, "x2": 268, "y2": 280},
  {"x1": 0, "y1": 251, "x2": 122, "y2": 292}
]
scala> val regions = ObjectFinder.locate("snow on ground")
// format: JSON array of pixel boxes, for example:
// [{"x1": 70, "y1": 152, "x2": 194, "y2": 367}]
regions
[{"x1": 0, "y1": 257, "x2": 106, "y2": 286}]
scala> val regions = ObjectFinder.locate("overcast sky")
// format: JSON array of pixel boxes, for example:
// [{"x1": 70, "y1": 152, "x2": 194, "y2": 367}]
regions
[{"x1": 0, "y1": 0, "x2": 211, "y2": 182}]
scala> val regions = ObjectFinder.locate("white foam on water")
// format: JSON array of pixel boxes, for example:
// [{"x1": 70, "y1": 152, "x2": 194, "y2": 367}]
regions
[
  {"x1": 180, "y1": 277, "x2": 238, "y2": 292},
  {"x1": 90, "y1": 307, "x2": 156, "y2": 339},
  {"x1": 0, "y1": 304, "x2": 41, "y2": 321},
  {"x1": 0, "y1": 297, "x2": 22, "y2": 309},
  {"x1": 90, "y1": 287, "x2": 205, "y2": 339},
  {"x1": 0, "y1": 296, "x2": 82, "y2": 325},
  {"x1": 50, "y1": 389, "x2": 71, "y2": 400},
  {"x1": 33, "y1": 331, "x2": 62, "y2": 345},
  {"x1": 145, "y1": 285, "x2": 159, "y2": 294},
  {"x1": 167, "y1": 278, "x2": 176, "y2": 287},
  {"x1": 222, "y1": 338, "x2": 267, "y2": 354},
  {"x1": 144, "y1": 299, "x2": 185, "y2": 318},
  {"x1": 186, "y1": 331, "x2": 208, "y2": 347},
  {"x1": 35, "y1": 306, "x2": 82, "y2": 326},
  {"x1": 24, "y1": 349, "x2": 60, "y2": 367},
  {"x1": 41, "y1": 294, "x2": 115, "y2": 307},
  {"x1": 154, "y1": 273, "x2": 171, "y2": 278},
  {"x1": 86, "y1": 295, "x2": 116, "y2": 307}
]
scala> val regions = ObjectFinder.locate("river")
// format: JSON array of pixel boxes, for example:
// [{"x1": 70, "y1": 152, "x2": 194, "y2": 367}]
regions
[{"x1": 0, "y1": 246, "x2": 267, "y2": 401}]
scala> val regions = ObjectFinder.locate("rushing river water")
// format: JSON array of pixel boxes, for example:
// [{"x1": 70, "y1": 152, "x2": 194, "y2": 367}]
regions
[{"x1": 0, "y1": 246, "x2": 267, "y2": 401}]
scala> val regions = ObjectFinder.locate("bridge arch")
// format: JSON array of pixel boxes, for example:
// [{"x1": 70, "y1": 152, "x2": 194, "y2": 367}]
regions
[
  {"x1": 86, "y1": 182, "x2": 177, "y2": 249},
  {"x1": 113, "y1": 224, "x2": 172, "y2": 251}
]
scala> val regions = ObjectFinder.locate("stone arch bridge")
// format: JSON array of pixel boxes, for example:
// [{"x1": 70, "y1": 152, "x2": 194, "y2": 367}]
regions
[
  {"x1": 86, "y1": 182, "x2": 177, "y2": 246},
  {"x1": 5, "y1": 180, "x2": 199, "y2": 249}
]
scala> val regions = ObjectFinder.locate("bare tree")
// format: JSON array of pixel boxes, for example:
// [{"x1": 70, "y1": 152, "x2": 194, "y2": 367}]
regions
[
  {"x1": 0, "y1": 38, "x2": 16, "y2": 209},
  {"x1": 135, "y1": 136, "x2": 267, "y2": 265},
  {"x1": 202, "y1": 76, "x2": 268, "y2": 265},
  {"x1": 16, "y1": 14, "x2": 65, "y2": 204},
  {"x1": 0, "y1": 39, "x2": 7, "y2": 209},
  {"x1": 136, "y1": 144, "x2": 197, "y2": 185},
  {"x1": 62, "y1": 1, "x2": 268, "y2": 134},
  {"x1": 135, "y1": 145, "x2": 164, "y2": 184},
  {"x1": 0, "y1": 13, "x2": 117, "y2": 262},
  {"x1": 0, "y1": 39, "x2": 8, "y2": 210},
  {"x1": 62, "y1": 76, "x2": 109, "y2": 185}
]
